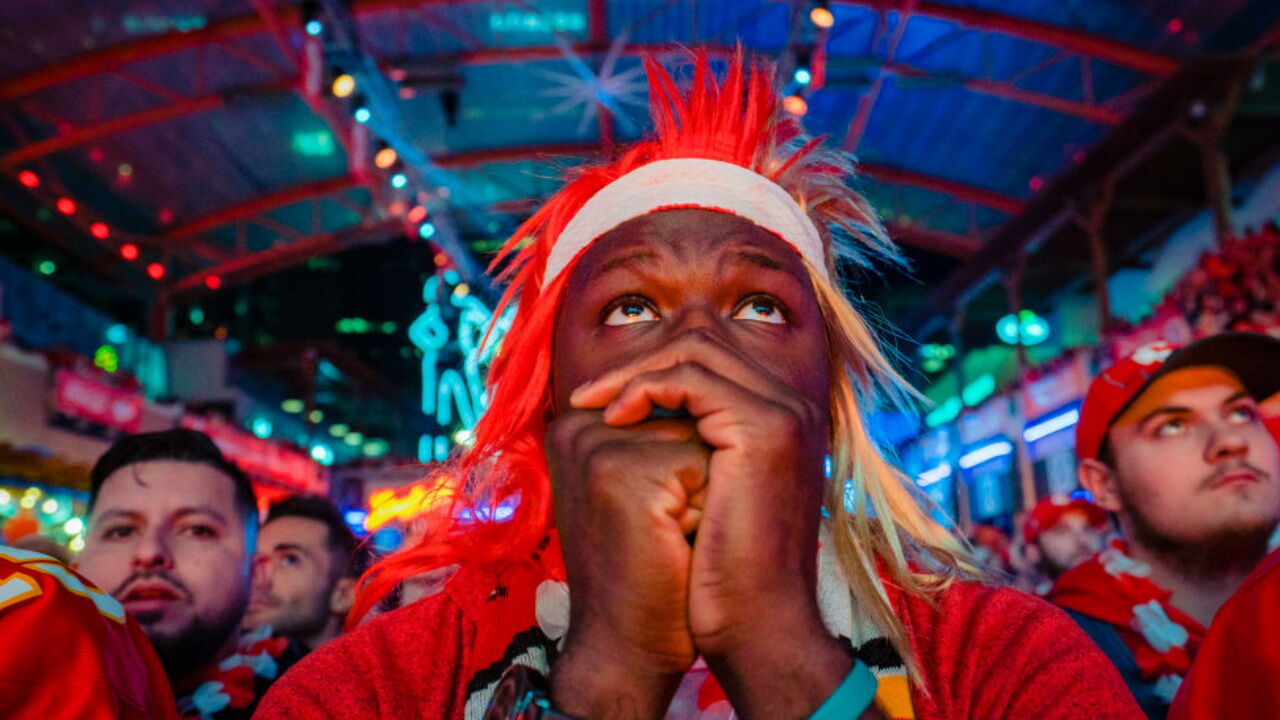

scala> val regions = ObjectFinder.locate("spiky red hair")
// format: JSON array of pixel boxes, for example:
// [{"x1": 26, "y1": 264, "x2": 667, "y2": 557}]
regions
[{"x1": 349, "y1": 48, "x2": 897, "y2": 624}]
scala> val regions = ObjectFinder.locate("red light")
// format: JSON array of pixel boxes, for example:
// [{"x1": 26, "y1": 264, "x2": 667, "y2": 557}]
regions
[
  {"x1": 146, "y1": 263, "x2": 166, "y2": 280},
  {"x1": 1028, "y1": 176, "x2": 1045, "y2": 191},
  {"x1": 1167, "y1": 18, "x2": 1183, "y2": 33},
  {"x1": 407, "y1": 205, "x2": 428, "y2": 224},
  {"x1": 56, "y1": 198, "x2": 77, "y2": 215},
  {"x1": 90, "y1": 222, "x2": 110, "y2": 239},
  {"x1": 205, "y1": 275, "x2": 222, "y2": 290},
  {"x1": 120, "y1": 243, "x2": 139, "y2": 261},
  {"x1": 17, "y1": 170, "x2": 39, "y2": 188}
]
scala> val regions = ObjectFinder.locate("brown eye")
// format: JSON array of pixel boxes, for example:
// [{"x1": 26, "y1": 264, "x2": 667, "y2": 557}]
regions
[
  {"x1": 603, "y1": 297, "x2": 659, "y2": 326},
  {"x1": 732, "y1": 295, "x2": 786, "y2": 324}
]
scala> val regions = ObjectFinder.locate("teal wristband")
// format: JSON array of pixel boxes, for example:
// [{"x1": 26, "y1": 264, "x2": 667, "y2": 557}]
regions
[{"x1": 807, "y1": 658, "x2": 877, "y2": 720}]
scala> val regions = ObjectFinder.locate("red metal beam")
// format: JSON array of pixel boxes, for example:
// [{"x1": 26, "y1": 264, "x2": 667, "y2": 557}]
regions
[
  {"x1": 1, "y1": 83, "x2": 294, "y2": 167},
  {"x1": 167, "y1": 174, "x2": 361, "y2": 239},
  {"x1": 836, "y1": 1, "x2": 1178, "y2": 76},
  {"x1": 858, "y1": 162, "x2": 1024, "y2": 214},
  {"x1": 879, "y1": 61, "x2": 1123, "y2": 124},
  {"x1": 169, "y1": 219, "x2": 401, "y2": 297},
  {"x1": 1, "y1": 0, "x2": 1180, "y2": 103},
  {"x1": 163, "y1": 145, "x2": 1018, "y2": 243},
  {"x1": 884, "y1": 221, "x2": 981, "y2": 258}
]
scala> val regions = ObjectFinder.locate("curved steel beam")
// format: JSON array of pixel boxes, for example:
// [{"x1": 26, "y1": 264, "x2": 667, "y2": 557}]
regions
[
  {"x1": 835, "y1": 1, "x2": 1178, "y2": 76},
  {"x1": 166, "y1": 143, "x2": 1019, "y2": 244},
  {"x1": 0, "y1": 0, "x2": 1179, "y2": 103}
]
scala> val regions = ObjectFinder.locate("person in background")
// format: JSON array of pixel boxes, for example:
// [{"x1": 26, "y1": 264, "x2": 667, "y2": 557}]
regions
[
  {"x1": 76, "y1": 428, "x2": 298, "y2": 720},
  {"x1": 1022, "y1": 495, "x2": 1109, "y2": 594},
  {"x1": 1049, "y1": 334, "x2": 1280, "y2": 718},
  {"x1": 243, "y1": 494, "x2": 370, "y2": 653},
  {"x1": 0, "y1": 542, "x2": 177, "y2": 719}
]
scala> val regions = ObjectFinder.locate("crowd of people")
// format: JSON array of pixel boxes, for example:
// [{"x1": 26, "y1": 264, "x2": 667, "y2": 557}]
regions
[{"x1": 3, "y1": 51, "x2": 1278, "y2": 719}]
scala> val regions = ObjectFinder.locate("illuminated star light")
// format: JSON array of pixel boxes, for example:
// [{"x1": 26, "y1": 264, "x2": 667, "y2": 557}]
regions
[{"x1": 535, "y1": 29, "x2": 648, "y2": 135}]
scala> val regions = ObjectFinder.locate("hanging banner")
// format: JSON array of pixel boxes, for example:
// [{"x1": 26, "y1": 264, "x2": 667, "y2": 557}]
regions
[
  {"x1": 1020, "y1": 354, "x2": 1090, "y2": 420},
  {"x1": 1108, "y1": 302, "x2": 1194, "y2": 365},
  {"x1": 53, "y1": 369, "x2": 143, "y2": 433},
  {"x1": 181, "y1": 415, "x2": 327, "y2": 496}
]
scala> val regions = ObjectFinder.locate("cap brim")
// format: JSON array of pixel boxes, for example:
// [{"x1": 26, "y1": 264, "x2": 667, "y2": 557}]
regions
[{"x1": 1153, "y1": 332, "x2": 1280, "y2": 402}]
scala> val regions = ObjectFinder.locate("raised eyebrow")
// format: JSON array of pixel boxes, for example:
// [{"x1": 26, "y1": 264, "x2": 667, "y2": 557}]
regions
[{"x1": 588, "y1": 251, "x2": 659, "y2": 282}]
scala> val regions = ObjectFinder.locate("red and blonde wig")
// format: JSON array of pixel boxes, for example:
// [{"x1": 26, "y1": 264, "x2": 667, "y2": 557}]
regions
[{"x1": 350, "y1": 50, "x2": 973, "y2": 673}]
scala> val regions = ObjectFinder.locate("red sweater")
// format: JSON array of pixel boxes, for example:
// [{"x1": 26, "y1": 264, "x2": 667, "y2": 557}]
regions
[
  {"x1": 1168, "y1": 547, "x2": 1280, "y2": 720},
  {"x1": 258, "y1": 554, "x2": 1142, "y2": 719}
]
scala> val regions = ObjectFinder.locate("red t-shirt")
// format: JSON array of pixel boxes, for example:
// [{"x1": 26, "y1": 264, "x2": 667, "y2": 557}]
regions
[
  {"x1": 1167, "y1": 547, "x2": 1280, "y2": 720},
  {"x1": 0, "y1": 546, "x2": 177, "y2": 720},
  {"x1": 258, "y1": 548, "x2": 1143, "y2": 719}
]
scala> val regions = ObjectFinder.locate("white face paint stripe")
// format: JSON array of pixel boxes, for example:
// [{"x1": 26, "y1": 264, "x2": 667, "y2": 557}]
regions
[{"x1": 543, "y1": 158, "x2": 829, "y2": 286}]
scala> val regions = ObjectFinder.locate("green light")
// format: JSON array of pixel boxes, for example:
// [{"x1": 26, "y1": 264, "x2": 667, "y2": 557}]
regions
[
  {"x1": 282, "y1": 398, "x2": 305, "y2": 414},
  {"x1": 93, "y1": 345, "x2": 119, "y2": 373},
  {"x1": 37, "y1": 260, "x2": 56, "y2": 276},
  {"x1": 308, "y1": 409, "x2": 324, "y2": 423},
  {"x1": 962, "y1": 373, "x2": 996, "y2": 406},
  {"x1": 381, "y1": 321, "x2": 397, "y2": 334},
  {"x1": 329, "y1": 424, "x2": 349, "y2": 437},
  {"x1": 996, "y1": 310, "x2": 1051, "y2": 346},
  {"x1": 344, "y1": 432, "x2": 364, "y2": 446},
  {"x1": 291, "y1": 130, "x2": 336, "y2": 157},
  {"x1": 362, "y1": 439, "x2": 389, "y2": 458},
  {"x1": 189, "y1": 306, "x2": 204, "y2": 325},
  {"x1": 925, "y1": 397, "x2": 962, "y2": 428}
]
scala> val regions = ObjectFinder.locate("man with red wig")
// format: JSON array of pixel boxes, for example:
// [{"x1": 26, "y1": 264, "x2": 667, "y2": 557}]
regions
[{"x1": 259, "y1": 52, "x2": 1140, "y2": 719}]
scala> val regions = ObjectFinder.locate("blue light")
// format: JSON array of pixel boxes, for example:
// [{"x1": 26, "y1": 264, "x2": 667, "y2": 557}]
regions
[
  {"x1": 305, "y1": 19, "x2": 323, "y2": 36},
  {"x1": 250, "y1": 417, "x2": 273, "y2": 439},
  {"x1": 105, "y1": 324, "x2": 129, "y2": 344},
  {"x1": 310, "y1": 443, "x2": 334, "y2": 466},
  {"x1": 418, "y1": 222, "x2": 436, "y2": 239},
  {"x1": 344, "y1": 509, "x2": 368, "y2": 527},
  {"x1": 354, "y1": 106, "x2": 372, "y2": 123},
  {"x1": 794, "y1": 67, "x2": 812, "y2": 85},
  {"x1": 391, "y1": 173, "x2": 408, "y2": 189}
]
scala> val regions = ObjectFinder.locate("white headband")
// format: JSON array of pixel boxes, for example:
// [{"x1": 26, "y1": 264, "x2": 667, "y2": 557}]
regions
[{"x1": 543, "y1": 158, "x2": 829, "y2": 285}]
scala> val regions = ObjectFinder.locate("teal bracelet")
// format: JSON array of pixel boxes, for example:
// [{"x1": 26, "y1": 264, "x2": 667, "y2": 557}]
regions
[{"x1": 807, "y1": 658, "x2": 878, "y2": 720}]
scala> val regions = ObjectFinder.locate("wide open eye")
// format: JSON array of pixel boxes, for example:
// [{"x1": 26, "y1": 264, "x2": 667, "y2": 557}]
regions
[
  {"x1": 603, "y1": 296, "x2": 660, "y2": 326},
  {"x1": 732, "y1": 295, "x2": 787, "y2": 325}
]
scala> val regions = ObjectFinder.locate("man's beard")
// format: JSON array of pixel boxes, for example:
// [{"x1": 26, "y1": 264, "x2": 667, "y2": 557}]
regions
[
  {"x1": 121, "y1": 572, "x2": 249, "y2": 683},
  {"x1": 1120, "y1": 477, "x2": 1276, "y2": 580}
]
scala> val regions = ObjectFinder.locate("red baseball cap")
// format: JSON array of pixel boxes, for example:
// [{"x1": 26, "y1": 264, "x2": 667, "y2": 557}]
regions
[
  {"x1": 1076, "y1": 332, "x2": 1280, "y2": 462},
  {"x1": 1022, "y1": 494, "x2": 1107, "y2": 544}
]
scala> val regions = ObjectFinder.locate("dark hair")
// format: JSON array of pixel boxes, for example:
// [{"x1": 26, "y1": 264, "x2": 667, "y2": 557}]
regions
[
  {"x1": 90, "y1": 428, "x2": 258, "y2": 528},
  {"x1": 265, "y1": 494, "x2": 370, "y2": 579}
]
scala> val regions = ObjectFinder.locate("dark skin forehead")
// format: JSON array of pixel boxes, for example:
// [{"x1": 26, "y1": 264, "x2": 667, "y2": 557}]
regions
[{"x1": 550, "y1": 208, "x2": 830, "y2": 415}]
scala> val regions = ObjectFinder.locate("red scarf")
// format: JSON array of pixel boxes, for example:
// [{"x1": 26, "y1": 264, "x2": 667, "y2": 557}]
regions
[
  {"x1": 1049, "y1": 540, "x2": 1205, "y2": 699},
  {"x1": 176, "y1": 627, "x2": 292, "y2": 719}
]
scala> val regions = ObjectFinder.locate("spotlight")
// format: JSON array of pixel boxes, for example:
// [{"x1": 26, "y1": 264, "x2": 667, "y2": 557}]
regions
[
  {"x1": 810, "y1": 3, "x2": 835, "y2": 29},
  {"x1": 18, "y1": 170, "x2": 39, "y2": 188},
  {"x1": 120, "y1": 243, "x2": 139, "y2": 261},
  {"x1": 418, "y1": 222, "x2": 436, "y2": 239},
  {"x1": 332, "y1": 73, "x2": 355, "y2": 98},
  {"x1": 374, "y1": 146, "x2": 398, "y2": 169},
  {"x1": 391, "y1": 173, "x2": 408, "y2": 189},
  {"x1": 783, "y1": 94, "x2": 808, "y2": 116},
  {"x1": 354, "y1": 105, "x2": 372, "y2": 124}
]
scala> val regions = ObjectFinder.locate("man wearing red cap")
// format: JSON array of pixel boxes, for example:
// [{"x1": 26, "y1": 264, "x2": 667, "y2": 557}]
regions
[
  {"x1": 1049, "y1": 333, "x2": 1280, "y2": 719},
  {"x1": 1021, "y1": 495, "x2": 1109, "y2": 594}
]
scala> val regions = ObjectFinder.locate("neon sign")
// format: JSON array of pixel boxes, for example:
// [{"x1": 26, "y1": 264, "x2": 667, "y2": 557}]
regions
[
  {"x1": 364, "y1": 479, "x2": 456, "y2": 531},
  {"x1": 408, "y1": 270, "x2": 514, "y2": 462}
]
